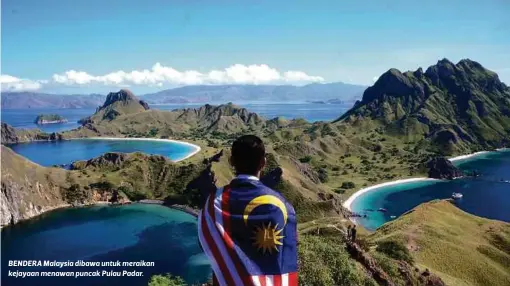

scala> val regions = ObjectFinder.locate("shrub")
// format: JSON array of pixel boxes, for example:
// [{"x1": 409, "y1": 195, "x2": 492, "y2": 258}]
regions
[
  {"x1": 118, "y1": 186, "x2": 147, "y2": 201},
  {"x1": 299, "y1": 155, "x2": 313, "y2": 163},
  {"x1": 62, "y1": 184, "x2": 88, "y2": 204},
  {"x1": 317, "y1": 168, "x2": 329, "y2": 183},
  {"x1": 148, "y1": 274, "x2": 186, "y2": 286},
  {"x1": 340, "y1": 182, "x2": 356, "y2": 189},
  {"x1": 376, "y1": 240, "x2": 414, "y2": 264}
]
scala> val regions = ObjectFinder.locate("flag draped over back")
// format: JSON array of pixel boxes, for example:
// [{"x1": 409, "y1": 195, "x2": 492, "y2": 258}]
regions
[{"x1": 198, "y1": 175, "x2": 298, "y2": 286}]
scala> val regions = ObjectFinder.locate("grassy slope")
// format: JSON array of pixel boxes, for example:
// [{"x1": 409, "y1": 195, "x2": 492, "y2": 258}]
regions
[{"x1": 369, "y1": 200, "x2": 510, "y2": 286}]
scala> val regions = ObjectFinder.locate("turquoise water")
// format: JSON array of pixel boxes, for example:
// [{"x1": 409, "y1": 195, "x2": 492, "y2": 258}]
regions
[
  {"x1": 351, "y1": 150, "x2": 510, "y2": 231},
  {"x1": 1, "y1": 204, "x2": 211, "y2": 285},
  {"x1": 7, "y1": 139, "x2": 197, "y2": 166}
]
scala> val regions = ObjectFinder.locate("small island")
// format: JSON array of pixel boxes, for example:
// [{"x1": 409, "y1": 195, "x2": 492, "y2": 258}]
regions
[{"x1": 34, "y1": 114, "x2": 68, "y2": 125}]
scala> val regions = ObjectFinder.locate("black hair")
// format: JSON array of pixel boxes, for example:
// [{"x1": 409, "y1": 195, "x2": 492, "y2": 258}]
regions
[{"x1": 231, "y1": 135, "x2": 265, "y2": 175}]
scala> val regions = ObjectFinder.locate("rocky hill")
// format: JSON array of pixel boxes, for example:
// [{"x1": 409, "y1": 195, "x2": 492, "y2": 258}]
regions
[
  {"x1": 66, "y1": 90, "x2": 290, "y2": 138},
  {"x1": 1, "y1": 146, "x2": 69, "y2": 226},
  {"x1": 78, "y1": 89, "x2": 150, "y2": 125},
  {"x1": 337, "y1": 59, "x2": 510, "y2": 154}
]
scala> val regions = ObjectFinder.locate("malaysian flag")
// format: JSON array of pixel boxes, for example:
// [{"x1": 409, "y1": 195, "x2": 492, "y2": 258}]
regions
[{"x1": 198, "y1": 175, "x2": 298, "y2": 286}]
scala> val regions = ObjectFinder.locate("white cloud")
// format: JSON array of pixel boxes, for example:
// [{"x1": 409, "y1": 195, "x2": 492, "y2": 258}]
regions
[
  {"x1": 0, "y1": 75, "x2": 43, "y2": 91},
  {"x1": 50, "y1": 63, "x2": 324, "y2": 87}
]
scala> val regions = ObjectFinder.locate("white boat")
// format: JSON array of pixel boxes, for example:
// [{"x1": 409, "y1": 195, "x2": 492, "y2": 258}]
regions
[{"x1": 452, "y1": 192, "x2": 463, "y2": 199}]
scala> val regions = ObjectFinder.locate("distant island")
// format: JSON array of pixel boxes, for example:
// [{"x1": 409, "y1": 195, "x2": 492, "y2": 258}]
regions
[
  {"x1": 34, "y1": 114, "x2": 68, "y2": 125},
  {"x1": 309, "y1": 98, "x2": 353, "y2": 104}
]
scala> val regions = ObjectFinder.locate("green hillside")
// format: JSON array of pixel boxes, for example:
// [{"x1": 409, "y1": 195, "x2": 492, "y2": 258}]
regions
[
  {"x1": 370, "y1": 200, "x2": 510, "y2": 286},
  {"x1": 337, "y1": 59, "x2": 510, "y2": 155}
]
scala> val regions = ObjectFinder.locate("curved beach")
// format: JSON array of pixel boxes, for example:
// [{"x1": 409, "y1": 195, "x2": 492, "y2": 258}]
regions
[
  {"x1": 77, "y1": 137, "x2": 201, "y2": 162},
  {"x1": 342, "y1": 178, "x2": 438, "y2": 211}
]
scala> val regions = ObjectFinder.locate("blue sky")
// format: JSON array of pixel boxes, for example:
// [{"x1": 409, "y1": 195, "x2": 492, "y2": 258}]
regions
[{"x1": 1, "y1": 0, "x2": 509, "y2": 94}]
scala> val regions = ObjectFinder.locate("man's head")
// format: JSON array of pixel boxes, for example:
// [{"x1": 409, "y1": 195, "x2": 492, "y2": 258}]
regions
[{"x1": 230, "y1": 135, "x2": 266, "y2": 176}]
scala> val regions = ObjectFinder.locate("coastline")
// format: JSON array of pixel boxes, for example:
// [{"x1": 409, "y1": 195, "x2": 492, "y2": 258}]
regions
[
  {"x1": 342, "y1": 178, "x2": 439, "y2": 211},
  {"x1": 343, "y1": 148, "x2": 509, "y2": 213},
  {"x1": 75, "y1": 137, "x2": 202, "y2": 162},
  {"x1": 448, "y1": 151, "x2": 491, "y2": 162}
]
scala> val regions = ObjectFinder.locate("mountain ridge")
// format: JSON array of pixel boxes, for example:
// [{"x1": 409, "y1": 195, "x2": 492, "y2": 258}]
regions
[
  {"x1": 337, "y1": 58, "x2": 510, "y2": 154},
  {"x1": 1, "y1": 82, "x2": 366, "y2": 109}
]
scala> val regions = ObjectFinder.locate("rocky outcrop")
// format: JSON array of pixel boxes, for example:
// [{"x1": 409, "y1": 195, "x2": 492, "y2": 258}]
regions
[
  {"x1": 346, "y1": 241, "x2": 395, "y2": 286},
  {"x1": 1, "y1": 123, "x2": 59, "y2": 144},
  {"x1": 427, "y1": 157, "x2": 464, "y2": 179},
  {"x1": 79, "y1": 89, "x2": 150, "y2": 125},
  {"x1": 71, "y1": 152, "x2": 129, "y2": 170},
  {"x1": 1, "y1": 123, "x2": 18, "y2": 144}
]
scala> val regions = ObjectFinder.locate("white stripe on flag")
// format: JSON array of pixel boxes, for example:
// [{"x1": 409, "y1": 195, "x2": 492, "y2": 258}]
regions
[
  {"x1": 203, "y1": 188, "x2": 244, "y2": 286},
  {"x1": 282, "y1": 273, "x2": 289, "y2": 286},
  {"x1": 252, "y1": 276, "x2": 263, "y2": 286},
  {"x1": 266, "y1": 275, "x2": 274, "y2": 286},
  {"x1": 197, "y1": 207, "x2": 227, "y2": 286}
]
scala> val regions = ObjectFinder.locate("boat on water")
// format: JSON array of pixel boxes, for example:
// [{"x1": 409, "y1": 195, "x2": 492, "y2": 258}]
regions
[
  {"x1": 452, "y1": 192, "x2": 463, "y2": 199},
  {"x1": 390, "y1": 215, "x2": 396, "y2": 219},
  {"x1": 377, "y1": 208, "x2": 388, "y2": 212}
]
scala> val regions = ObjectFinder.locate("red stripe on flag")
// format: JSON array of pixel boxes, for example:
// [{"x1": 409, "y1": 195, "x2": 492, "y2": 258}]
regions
[
  {"x1": 273, "y1": 275, "x2": 282, "y2": 286},
  {"x1": 202, "y1": 198, "x2": 236, "y2": 286},
  {"x1": 259, "y1": 275, "x2": 267, "y2": 286},
  {"x1": 288, "y1": 272, "x2": 298, "y2": 286},
  {"x1": 220, "y1": 185, "x2": 254, "y2": 286}
]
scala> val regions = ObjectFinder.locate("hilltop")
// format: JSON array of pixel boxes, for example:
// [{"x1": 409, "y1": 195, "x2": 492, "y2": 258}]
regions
[
  {"x1": 337, "y1": 59, "x2": 510, "y2": 155},
  {"x1": 78, "y1": 89, "x2": 150, "y2": 124}
]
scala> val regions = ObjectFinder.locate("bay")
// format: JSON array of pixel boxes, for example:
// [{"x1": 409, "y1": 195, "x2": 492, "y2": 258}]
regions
[
  {"x1": 6, "y1": 139, "x2": 198, "y2": 166},
  {"x1": 351, "y1": 150, "x2": 510, "y2": 231},
  {"x1": 1, "y1": 204, "x2": 211, "y2": 286}
]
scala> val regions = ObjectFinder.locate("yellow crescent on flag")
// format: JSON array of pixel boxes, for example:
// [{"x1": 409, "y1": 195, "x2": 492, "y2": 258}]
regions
[{"x1": 243, "y1": 195, "x2": 288, "y2": 226}]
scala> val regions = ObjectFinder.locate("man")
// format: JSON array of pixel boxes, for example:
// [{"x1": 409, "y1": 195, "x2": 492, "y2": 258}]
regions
[
  {"x1": 196, "y1": 135, "x2": 298, "y2": 286},
  {"x1": 346, "y1": 225, "x2": 352, "y2": 240},
  {"x1": 351, "y1": 225, "x2": 357, "y2": 243}
]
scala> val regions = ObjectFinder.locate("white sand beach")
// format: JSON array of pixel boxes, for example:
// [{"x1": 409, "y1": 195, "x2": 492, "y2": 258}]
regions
[
  {"x1": 342, "y1": 178, "x2": 439, "y2": 211},
  {"x1": 76, "y1": 137, "x2": 201, "y2": 162},
  {"x1": 448, "y1": 151, "x2": 491, "y2": 162}
]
